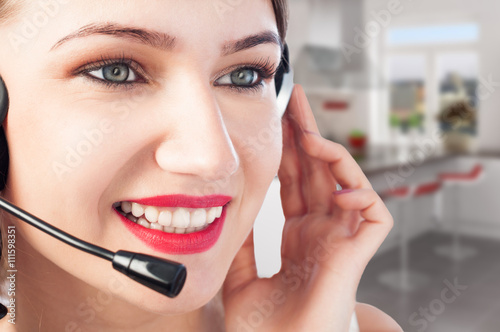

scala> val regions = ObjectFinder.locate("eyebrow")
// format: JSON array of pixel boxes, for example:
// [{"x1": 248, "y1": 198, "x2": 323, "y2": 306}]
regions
[
  {"x1": 221, "y1": 30, "x2": 283, "y2": 56},
  {"x1": 50, "y1": 23, "x2": 283, "y2": 55}
]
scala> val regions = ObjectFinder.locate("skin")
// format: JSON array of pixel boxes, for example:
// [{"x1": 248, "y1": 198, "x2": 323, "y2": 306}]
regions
[{"x1": 0, "y1": 0, "x2": 401, "y2": 331}]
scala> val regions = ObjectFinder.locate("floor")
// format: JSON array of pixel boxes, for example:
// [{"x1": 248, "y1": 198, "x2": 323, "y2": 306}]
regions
[{"x1": 357, "y1": 231, "x2": 500, "y2": 332}]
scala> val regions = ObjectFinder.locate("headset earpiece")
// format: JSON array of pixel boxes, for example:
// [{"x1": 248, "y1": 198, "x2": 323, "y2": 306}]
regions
[
  {"x1": 0, "y1": 76, "x2": 9, "y2": 191},
  {"x1": 274, "y1": 44, "x2": 294, "y2": 117},
  {"x1": 274, "y1": 44, "x2": 291, "y2": 97},
  {"x1": 0, "y1": 77, "x2": 7, "y2": 123}
]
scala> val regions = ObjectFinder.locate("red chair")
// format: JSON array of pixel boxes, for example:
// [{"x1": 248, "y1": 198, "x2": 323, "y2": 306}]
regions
[
  {"x1": 434, "y1": 163, "x2": 484, "y2": 261},
  {"x1": 377, "y1": 180, "x2": 441, "y2": 292}
]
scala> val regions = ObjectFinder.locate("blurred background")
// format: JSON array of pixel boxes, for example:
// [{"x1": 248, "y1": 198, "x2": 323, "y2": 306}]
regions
[{"x1": 254, "y1": 0, "x2": 500, "y2": 331}]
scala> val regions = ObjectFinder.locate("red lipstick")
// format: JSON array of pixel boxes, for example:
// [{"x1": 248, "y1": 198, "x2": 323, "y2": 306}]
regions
[
  {"x1": 115, "y1": 195, "x2": 231, "y2": 255},
  {"x1": 132, "y1": 195, "x2": 231, "y2": 209}
]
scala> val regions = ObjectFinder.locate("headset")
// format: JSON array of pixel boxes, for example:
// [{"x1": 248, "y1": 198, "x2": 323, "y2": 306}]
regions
[
  {"x1": 275, "y1": 44, "x2": 294, "y2": 117},
  {"x1": 0, "y1": 44, "x2": 293, "y2": 298}
]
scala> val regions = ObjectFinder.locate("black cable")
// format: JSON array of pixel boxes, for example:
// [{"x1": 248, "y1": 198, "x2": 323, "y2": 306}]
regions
[{"x1": 0, "y1": 196, "x2": 186, "y2": 298}]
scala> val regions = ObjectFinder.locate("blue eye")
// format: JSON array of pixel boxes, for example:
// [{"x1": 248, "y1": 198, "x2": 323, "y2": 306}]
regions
[
  {"x1": 77, "y1": 54, "x2": 278, "y2": 93},
  {"x1": 88, "y1": 63, "x2": 138, "y2": 83},
  {"x1": 216, "y1": 68, "x2": 259, "y2": 87}
]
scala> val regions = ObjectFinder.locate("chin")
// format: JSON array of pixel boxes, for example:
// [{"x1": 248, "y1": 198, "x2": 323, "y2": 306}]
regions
[
  {"x1": 105, "y1": 262, "x2": 225, "y2": 315},
  {"x1": 131, "y1": 285, "x2": 220, "y2": 316}
]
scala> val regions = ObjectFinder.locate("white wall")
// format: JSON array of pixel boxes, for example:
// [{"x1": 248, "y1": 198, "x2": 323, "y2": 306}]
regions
[
  {"x1": 287, "y1": 0, "x2": 312, "y2": 62},
  {"x1": 476, "y1": 1, "x2": 500, "y2": 152},
  {"x1": 287, "y1": 0, "x2": 372, "y2": 146}
]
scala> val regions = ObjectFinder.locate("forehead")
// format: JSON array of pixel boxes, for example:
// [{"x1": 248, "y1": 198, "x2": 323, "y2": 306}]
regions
[{"x1": 24, "y1": 0, "x2": 278, "y2": 54}]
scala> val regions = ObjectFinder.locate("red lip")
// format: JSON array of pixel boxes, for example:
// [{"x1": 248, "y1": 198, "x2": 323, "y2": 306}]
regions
[
  {"x1": 115, "y1": 195, "x2": 231, "y2": 255},
  {"x1": 130, "y1": 195, "x2": 232, "y2": 208}
]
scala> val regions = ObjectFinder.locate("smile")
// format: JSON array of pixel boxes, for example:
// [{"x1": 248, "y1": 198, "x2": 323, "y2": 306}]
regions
[
  {"x1": 115, "y1": 202, "x2": 223, "y2": 234},
  {"x1": 113, "y1": 194, "x2": 232, "y2": 254}
]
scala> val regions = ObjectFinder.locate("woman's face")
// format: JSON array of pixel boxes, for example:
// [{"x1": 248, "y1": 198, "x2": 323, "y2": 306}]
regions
[{"x1": 0, "y1": 0, "x2": 282, "y2": 314}]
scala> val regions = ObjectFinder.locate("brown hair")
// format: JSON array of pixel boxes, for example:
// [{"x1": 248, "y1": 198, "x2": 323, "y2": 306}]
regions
[
  {"x1": 0, "y1": 0, "x2": 22, "y2": 24},
  {"x1": 272, "y1": 0, "x2": 289, "y2": 43}
]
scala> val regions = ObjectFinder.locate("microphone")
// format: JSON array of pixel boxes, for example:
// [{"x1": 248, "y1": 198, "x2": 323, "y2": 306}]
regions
[{"x1": 0, "y1": 197, "x2": 186, "y2": 298}]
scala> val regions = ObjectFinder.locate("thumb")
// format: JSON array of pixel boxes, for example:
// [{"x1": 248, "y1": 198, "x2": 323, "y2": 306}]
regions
[{"x1": 223, "y1": 227, "x2": 258, "y2": 297}]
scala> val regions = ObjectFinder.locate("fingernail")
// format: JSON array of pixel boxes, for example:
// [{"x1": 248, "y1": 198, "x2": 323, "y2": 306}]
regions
[
  {"x1": 332, "y1": 189, "x2": 353, "y2": 195},
  {"x1": 304, "y1": 129, "x2": 321, "y2": 137}
]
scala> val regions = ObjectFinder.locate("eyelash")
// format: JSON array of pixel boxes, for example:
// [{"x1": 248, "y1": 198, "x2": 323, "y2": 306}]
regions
[
  {"x1": 75, "y1": 53, "x2": 279, "y2": 93},
  {"x1": 75, "y1": 53, "x2": 146, "y2": 91},
  {"x1": 214, "y1": 57, "x2": 279, "y2": 93}
]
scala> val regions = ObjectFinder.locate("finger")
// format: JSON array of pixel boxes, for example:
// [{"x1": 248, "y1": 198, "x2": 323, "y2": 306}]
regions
[
  {"x1": 302, "y1": 135, "x2": 372, "y2": 190},
  {"x1": 287, "y1": 85, "x2": 338, "y2": 213},
  {"x1": 333, "y1": 189, "x2": 394, "y2": 262},
  {"x1": 292, "y1": 122, "x2": 337, "y2": 214},
  {"x1": 288, "y1": 84, "x2": 320, "y2": 133},
  {"x1": 331, "y1": 207, "x2": 363, "y2": 236},
  {"x1": 278, "y1": 115, "x2": 307, "y2": 219},
  {"x1": 287, "y1": 85, "x2": 370, "y2": 190}
]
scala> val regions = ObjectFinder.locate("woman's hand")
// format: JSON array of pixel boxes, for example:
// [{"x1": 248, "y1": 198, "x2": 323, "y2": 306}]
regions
[{"x1": 222, "y1": 84, "x2": 394, "y2": 332}]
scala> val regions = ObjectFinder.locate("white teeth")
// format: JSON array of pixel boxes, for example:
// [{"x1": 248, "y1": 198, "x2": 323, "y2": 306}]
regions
[
  {"x1": 145, "y1": 206, "x2": 159, "y2": 223},
  {"x1": 215, "y1": 206, "x2": 222, "y2": 218},
  {"x1": 172, "y1": 208, "x2": 190, "y2": 228},
  {"x1": 174, "y1": 227, "x2": 186, "y2": 234},
  {"x1": 158, "y1": 210, "x2": 172, "y2": 227},
  {"x1": 150, "y1": 222, "x2": 163, "y2": 231},
  {"x1": 207, "y1": 207, "x2": 217, "y2": 224},
  {"x1": 118, "y1": 201, "x2": 226, "y2": 234},
  {"x1": 208, "y1": 208, "x2": 217, "y2": 223},
  {"x1": 137, "y1": 217, "x2": 150, "y2": 229},
  {"x1": 190, "y1": 209, "x2": 207, "y2": 227},
  {"x1": 131, "y1": 203, "x2": 144, "y2": 217},
  {"x1": 164, "y1": 226, "x2": 175, "y2": 233},
  {"x1": 121, "y1": 201, "x2": 132, "y2": 214}
]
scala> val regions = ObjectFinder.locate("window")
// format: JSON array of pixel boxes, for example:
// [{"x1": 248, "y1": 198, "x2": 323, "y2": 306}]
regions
[
  {"x1": 436, "y1": 52, "x2": 478, "y2": 136},
  {"x1": 382, "y1": 22, "x2": 479, "y2": 145},
  {"x1": 388, "y1": 23, "x2": 479, "y2": 46},
  {"x1": 388, "y1": 55, "x2": 426, "y2": 135}
]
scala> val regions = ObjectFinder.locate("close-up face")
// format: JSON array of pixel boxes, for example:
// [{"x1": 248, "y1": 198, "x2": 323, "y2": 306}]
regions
[{"x1": 0, "y1": 0, "x2": 283, "y2": 315}]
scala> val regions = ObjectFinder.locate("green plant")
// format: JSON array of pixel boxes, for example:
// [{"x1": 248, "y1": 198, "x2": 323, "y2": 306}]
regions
[
  {"x1": 389, "y1": 114, "x2": 400, "y2": 128},
  {"x1": 349, "y1": 129, "x2": 365, "y2": 138},
  {"x1": 408, "y1": 112, "x2": 422, "y2": 128}
]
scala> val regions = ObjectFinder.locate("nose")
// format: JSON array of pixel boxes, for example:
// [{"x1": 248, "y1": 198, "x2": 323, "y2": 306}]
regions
[{"x1": 154, "y1": 76, "x2": 239, "y2": 183}]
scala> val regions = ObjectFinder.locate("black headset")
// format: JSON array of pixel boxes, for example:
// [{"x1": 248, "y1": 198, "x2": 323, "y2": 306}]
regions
[
  {"x1": 0, "y1": 78, "x2": 8, "y2": 191},
  {"x1": 0, "y1": 44, "x2": 293, "y2": 191}
]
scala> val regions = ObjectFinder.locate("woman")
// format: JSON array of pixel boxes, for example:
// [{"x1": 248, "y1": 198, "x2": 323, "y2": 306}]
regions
[{"x1": 0, "y1": 0, "x2": 401, "y2": 331}]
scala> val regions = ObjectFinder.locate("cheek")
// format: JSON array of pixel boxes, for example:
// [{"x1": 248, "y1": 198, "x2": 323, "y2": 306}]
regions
[
  {"x1": 230, "y1": 111, "x2": 283, "y2": 236},
  {"x1": 2, "y1": 94, "x2": 126, "y2": 244},
  {"x1": 239, "y1": 113, "x2": 283, "y2": 178}
]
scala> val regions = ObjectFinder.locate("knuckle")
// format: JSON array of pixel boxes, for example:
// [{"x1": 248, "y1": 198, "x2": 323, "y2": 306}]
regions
[
  {"x1": 386, "y1": 213, "x2": 395, "y2": 229},
  {"x1": 306, "y1": 141, "x2": 323, "y2": 157},
  {"x1": 278, "y1": 173, "x2": 295, "y2": 187},
  {"x1": 335, "y1": 142, "x2": 350, "y2": 156}
]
